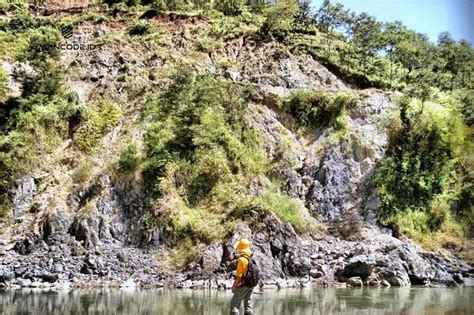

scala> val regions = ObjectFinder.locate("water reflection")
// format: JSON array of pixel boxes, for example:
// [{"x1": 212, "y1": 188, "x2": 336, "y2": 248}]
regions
[{"x1": 1, "y1": 286, "x2": 472, "y2": 315}]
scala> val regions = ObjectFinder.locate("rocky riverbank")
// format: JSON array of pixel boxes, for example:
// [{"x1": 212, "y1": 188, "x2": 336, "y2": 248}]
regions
[
  {"x1": 1, "y1": 214, "x2": 472, "y2": 290},
  {"x1": 1, "y1": 13, "x2": 472, "y2": 292}
]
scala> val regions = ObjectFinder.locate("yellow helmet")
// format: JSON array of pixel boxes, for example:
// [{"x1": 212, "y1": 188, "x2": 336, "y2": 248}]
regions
[{"x1": 233, "y1": 238, "x2": 251, "y2": 251}]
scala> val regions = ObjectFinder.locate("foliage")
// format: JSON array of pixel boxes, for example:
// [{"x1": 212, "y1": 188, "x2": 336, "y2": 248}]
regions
[
  {"x1": 0, "y1": 24, "x2": 77, "y2": 202},
  {"x1": 375, "y1": 96, "x2": 473, "y2": 245},
  {"x1": 116, "y1": 142, "x2": 141, "y2": 173},
  {"x1": 74, "y1": 101, "x2": 122, "y2": 152},
  {"x1": 127, "y1": 19, "x2": 152, "y2": 36},
  {"x1": 261, "y1": 0, "x2": 299, "y2": 35},
  {"x1": 143, "y1": 68, "x2": 311, "y2": 242},
  {"x1": 0, "y1": 68, "x2": 8, "y2": 102},
  {"x1": 284, "y1": 90, "x2": 357, "y2": 129}
]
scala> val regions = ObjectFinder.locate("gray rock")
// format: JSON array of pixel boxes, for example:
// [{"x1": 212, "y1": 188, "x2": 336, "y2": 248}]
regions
[
  {"x1": 347, "y1": 277, "x2": 363, "y2": 287},
  {"x1": 452, "y1": 273, "x2": 464, "y2": 284},
  {"x1": 377, "y1": 261, "x2": 410, "y2": 286},
  {"x1": 0, "y1": 269, "x2": 15, "y2": 282},
  {"x1": 432, "y1": 270, "x2": 458, "y2": 287},
  {"x1": 344, "y1": 255, "x2": 376, "y2": 279},
  {"x1": 306, "y1": 149, "x2": 355, "y2": 220},
  {"x1": 199, "y1": 243, "x2": 224, "y2": 277},
  {"x1": 13, "y1": 175, "x2": 37, "y2": 217},
  {"x1": 310, "y1": 269, "x2": 324, "y2": 278},
  {"x1": 223, "y1": 70, "x2": 241, "y2": 82}
]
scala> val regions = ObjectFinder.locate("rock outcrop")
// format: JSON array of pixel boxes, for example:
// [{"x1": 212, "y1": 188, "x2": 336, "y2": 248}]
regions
[{"x1": 0, "y1": 17, "x2": 472, "y2": 291}]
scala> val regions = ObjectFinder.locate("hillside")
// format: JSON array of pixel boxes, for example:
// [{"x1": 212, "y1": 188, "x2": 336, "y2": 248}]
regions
[{"x1": 0, "y1": 2, "x2": 473, "y2": 289}]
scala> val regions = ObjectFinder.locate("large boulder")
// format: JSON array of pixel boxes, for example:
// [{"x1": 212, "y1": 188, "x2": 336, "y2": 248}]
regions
[
  {"x1": 343, "y1": 254, "x2": 377, "y2": 279},
  {"x1": 432, "y1": 270, "x2": 458, "y2": 287},
  {"x1": 376, "y1": 260, "x2": 410, "y2": 286},
  {"x1": 199, "y1": 243, "x2": 224, "y2": 278},
  {"x1": 393, "y1": 244, "x2": 435, "y2": 285}
]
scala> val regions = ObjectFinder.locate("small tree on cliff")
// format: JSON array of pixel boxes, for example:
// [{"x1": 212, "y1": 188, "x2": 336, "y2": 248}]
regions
[{"x1": 261, "y1": 0, "x2": 299, "y2": 36}]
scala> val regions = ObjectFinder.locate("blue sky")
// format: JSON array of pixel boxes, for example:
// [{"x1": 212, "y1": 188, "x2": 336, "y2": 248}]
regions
[{"x1": 311, "y1": 0, "x2": 474, "y2": 44}]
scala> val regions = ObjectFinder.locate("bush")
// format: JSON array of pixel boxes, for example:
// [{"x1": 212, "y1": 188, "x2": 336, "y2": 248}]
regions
[
  {"x1": 116, "y1": 142, "x2": 141, "y2": 173},
  {"x1": 0, "y1": 195, "x2": 12, "y2": 218},
  {"x1": 261, "y1": 0, "x2": 299, "y2": 34},
  {"x1": 284, "y1": 90, "x2": 357, "y2": 129},
  {"x1": 143, "y1": 68, "x2": 309, "y2": 242},
  {"x1": 0, "y1": 68, "x2": 8, "y2": 102},
  {"x1": 72, "y1": 159, "x2": 94, "y2": 185},
  {"x1": 16, "y1": 27, "x2": 61, "y2": 63},
  {"x1": 74, "y1": 101, "x2": 122, "y2": 152},
  {"x1": 375, "y1": 97, "x2": 472, "y2": 246},
  {"x1": 127, "y1": 19, "x2": 151, "y2": 36}
]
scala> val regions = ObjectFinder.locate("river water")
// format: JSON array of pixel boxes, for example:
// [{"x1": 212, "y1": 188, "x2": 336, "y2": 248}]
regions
[{"x1": 1, "y1": 286, "x2": 473, "y2": 315}]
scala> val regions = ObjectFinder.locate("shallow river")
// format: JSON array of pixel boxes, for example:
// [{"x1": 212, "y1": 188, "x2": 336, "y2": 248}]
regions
[{"x1": 1, "y1": 286, "x2": 473, "y2": 315}]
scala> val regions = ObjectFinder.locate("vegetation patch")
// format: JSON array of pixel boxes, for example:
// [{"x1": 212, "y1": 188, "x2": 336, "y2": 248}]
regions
[
  {"x1": 143, "y1": 67, "x2": 312, "y2": 243},
  {"x1": 74, "y1": 101, "x2": 122, "y2": 152},
  {"x1": 375, "y1": 96, "x2": 473, "y2": 249},
  {"x1": 284, "y1": 89, "x2": 357, "y2": 130}
]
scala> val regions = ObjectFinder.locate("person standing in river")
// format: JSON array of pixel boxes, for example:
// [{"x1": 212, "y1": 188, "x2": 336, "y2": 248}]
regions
[{"x1": 230, "y1": 238, "x2": 259, "y2": 315}]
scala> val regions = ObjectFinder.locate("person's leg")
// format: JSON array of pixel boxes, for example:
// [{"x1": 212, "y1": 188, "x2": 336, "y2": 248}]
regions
[
  {"x1": 243, "y1": 287, "x2": 254, "y2": 315},
  {"x1": 230, "y1": 286, "x2": 247, "y2": 315}
]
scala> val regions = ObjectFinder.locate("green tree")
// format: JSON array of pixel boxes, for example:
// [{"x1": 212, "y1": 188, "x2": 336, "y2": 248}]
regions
[
  {"x1": 350, "y1": 12, "x2": 382, "y2": 75},
  {"x1": 293, "y1": 1, "x2": 313, "y2": 34},
  {"x1": 437, "y1": 32, "x2": 474, "y2": 90},
  {"x1": 381, "y1": 21, "x2": 411, "y2": 88},
  {"x1": 261, "y1": 0, "x2": 299, "y2": 35},
  {"x1": 314, "y1": 0, "x2": 348, "y2": 54}
]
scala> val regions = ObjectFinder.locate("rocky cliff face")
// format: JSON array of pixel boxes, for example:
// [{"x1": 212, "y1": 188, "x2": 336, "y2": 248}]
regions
[{"x1": 0, "y1": 16, "x2": 472, "y2": 290}]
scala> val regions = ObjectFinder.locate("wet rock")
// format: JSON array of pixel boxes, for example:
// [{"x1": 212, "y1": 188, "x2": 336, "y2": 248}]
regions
[
  {"x1": 377, "y1": 261, "x2": 410, "y2": 286},
  {"x1": 344, "y1": 255, "x2": 376, "y2": 279},
  {"x1": 347, "y1": 277, "x2": 363, "y2": 287},
  {"x1": 452, "y1": 273, "x2": 464, "y2": 284},
  {"x1": 432, "y1": 270, "x2": 458, "y2": 287}
]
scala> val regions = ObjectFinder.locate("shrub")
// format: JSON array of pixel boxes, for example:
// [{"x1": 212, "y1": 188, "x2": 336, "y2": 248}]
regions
[
  {"x1": 166, "y1": 238, "x2": 202, "y2": 271},
  {"x1": 74, "y1": 101, "x2": 122, "y2": 152},
  {"x1": 116, "y1": 142, "x2": 141, "y2": 173},
  {"x1": 284, "y1": 90, "x2": 357, "y2": 129},
  {"x1": 72, "y1": 159, "x2": 94, "y2": 185},
  {"x1": 16, "y1": 27, "x2": 61, "y2": 63},
  {"x1": 127, "y1": 19, "x2": 151, "y2": 36},
  {"x1": 261, "y1": 0, "x2": 299, "y2": 35},
  {"x1": 144, "y1": 68, "x2": 309, "y2": 242},
  {"x1": 375, "y1": 97, "x2": 472, "y2": 247},
  {"x1": 0, "y1": 68, "x2": 8, "y2": 102},
  {"x1": 0, "y1": 195, "x2": 12, "y2": 219}
]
